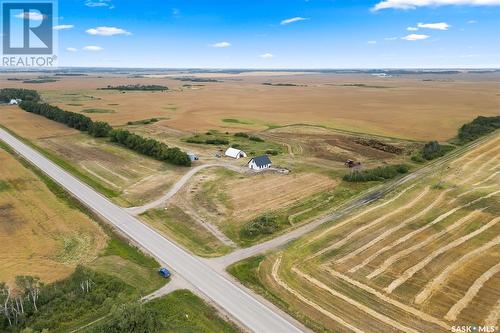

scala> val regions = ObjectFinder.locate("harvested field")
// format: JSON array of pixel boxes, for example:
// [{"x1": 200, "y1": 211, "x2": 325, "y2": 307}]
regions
[
  {"x1": 0, "y1": 107, "x2": 187, "y2": 206},
  {"x1": 0, "y1": 147, "x2": 107, "y2": 286},
  {"x1": 230, "y1": 132, "x2": 500, "y2": 332},
  {"x1": 226, "y1": 172, "x2": 337, "y2": 222},
  {"x1": 2, "y1": 72, "x2": 499, "y2": 140}
]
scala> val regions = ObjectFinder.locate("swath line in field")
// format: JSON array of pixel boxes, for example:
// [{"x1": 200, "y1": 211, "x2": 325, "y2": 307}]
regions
[
  {"x1": 305, "y1": 185, "x2": 415, "y2": 245},
  {"x1": 340, "y1": 189, "x2": 448, "y2": 268},
  {"x1": 349, "y1": 190, "x2": 450, "y2": 273},
  {"x1": 444, "y1": 262, "x2": 500, "y2": 321},
  {"x1": 370, "y1": 208, "x2": 482, "y2": 280},
  {"x1": 385, "y1": 216, "x2": 500, "y2": 293},
  {"x1": 271, "y1": 256, "x2": 365, "y2": 333},
  {"x1": 415, "y1": 235, "x2": 500, "y2": 305},
  {"x1": 472, "y1": 171, "x2": 500, "y2": 187},
  {"x1": 292, "y1": 267, "x2": 420, "y2": 333},
  {"x1": 312, "y1": 187, "x2": 430, "y2": 259},
  {"x1": 485, "y1": 298, "x2": 500, "y2": 326},
  {"x1": 323, "y1": 267, "x2": 450, "y2": 330},
  {"x1": 366, "y1": 190, "x2": 500, "y2": 279}
]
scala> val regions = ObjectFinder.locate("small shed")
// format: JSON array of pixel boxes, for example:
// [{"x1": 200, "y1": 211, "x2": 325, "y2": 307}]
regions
[
  {"x1": 187, "y1": 153, "x2": 199, "y2": 162},
  {"x1": 225, "y1": 147, "x2": 247, "y2": 159},
  {"x1": 9, "y1": 99, "x2": 19, "y2": 105},
  {"x1": 248, "y1": 155, "x2": 272, "y2": 170}
]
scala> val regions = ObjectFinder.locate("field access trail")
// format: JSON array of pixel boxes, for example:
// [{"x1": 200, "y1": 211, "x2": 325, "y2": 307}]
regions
[
  {"x1": 125, "y1": 163, "x2": 246, "y2": 215},
  {"x1": 0, "y1": 128, "x2": 306, "y2": 333}
]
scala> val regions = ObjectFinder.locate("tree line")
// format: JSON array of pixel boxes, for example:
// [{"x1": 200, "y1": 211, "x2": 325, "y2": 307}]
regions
[
  {"x1": 109, "y1": 129, "x2": 191, "y2": 166},
  {"x1": 0, "y1": 89, "x2": 40, "y2": 103},
  {"x1": 17, "y1": 99, "x2": 190, "y2": 166},
  {"x1": 99, "y1": 84, "x2": 168, "y2": 91},
  {"x1": 458, "y1": 115, "x2": 500, "y2": 143}
]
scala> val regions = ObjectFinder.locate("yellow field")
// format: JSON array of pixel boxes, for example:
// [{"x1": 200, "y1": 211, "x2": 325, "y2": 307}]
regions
[
  {"x1": 1, "y1": 72, "x2": 499, "y2": 140},
  {"x1": 236, "y1": 133, "x2": 500, "y2": 332},
  {"x1": 0, "y1": 147, "x2": 108, "y2": 286}
]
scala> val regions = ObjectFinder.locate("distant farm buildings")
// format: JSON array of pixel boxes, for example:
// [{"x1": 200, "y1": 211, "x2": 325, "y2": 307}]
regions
[
  {"x1": 9, "y1": 99, "x2": 21, "y2": 105},
  {"x1": 225, "y1": 147, "x2": 247, "y2": 159},
  {"x1": 248, "y1": 155, "x2": 272, "y2": 171}
]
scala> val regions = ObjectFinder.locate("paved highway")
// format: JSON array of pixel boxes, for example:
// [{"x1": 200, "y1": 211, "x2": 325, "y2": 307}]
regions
[{"x1": 0, "y1": 127, "x2": 304, "y2": 333}]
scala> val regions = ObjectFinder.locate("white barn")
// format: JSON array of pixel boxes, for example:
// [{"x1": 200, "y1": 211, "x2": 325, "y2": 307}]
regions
[
  {"x1": 225, "y1": 147, "x2": 247, "y2": 159},
  {"x1": 9, "y1": 99, "x2": 19, "y2": 105},
  {"x1": 248, "y1": 155, "x2": 272, "y2": 171}
]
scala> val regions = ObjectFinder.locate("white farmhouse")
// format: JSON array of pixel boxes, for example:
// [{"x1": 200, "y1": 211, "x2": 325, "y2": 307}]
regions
[
  {"x1": 248, "y1": 155, "x2": 272, "y2": 171},
  {"x1": 225, "y1": 147, "x2": 247, "y2": 159},
  {"x1": 9, "y1": 99, "x2": 20, "y2": 105}
]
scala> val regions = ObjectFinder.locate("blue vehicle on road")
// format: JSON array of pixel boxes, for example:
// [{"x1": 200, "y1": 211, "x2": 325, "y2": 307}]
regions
[{"x1": 158, "y1": 267, "x2": 171, "y2": 278}]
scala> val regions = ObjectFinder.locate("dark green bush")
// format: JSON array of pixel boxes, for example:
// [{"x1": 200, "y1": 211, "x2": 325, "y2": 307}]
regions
[
  {"x1": 458, "y1": 116, "x2": 500, "y2": 143},
  {"x1": 240, "y1": 215, "x2": 279, "y2": 239},
  {"x1": 343, "y1": 164, "x2": 409, "y2": 182},
  {"x1": 249, "y1": 136, "x2": 264, "y2": 142},
  {"x1": 234, "y1": 132, "x2": 249, "y2": 138}
]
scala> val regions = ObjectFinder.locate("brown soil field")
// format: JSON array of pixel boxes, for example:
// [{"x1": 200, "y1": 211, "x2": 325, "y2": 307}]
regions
[
  {"x1": 0, "y1": 147, "x2": 107, "y2": 286},
  {"x1": 233, "y1": 132, "x2": 500, "y2": 332},
  {"x1": 226, "y1": 172, "x2": 337, "y2": 222},
  {"x1": 2, "y1": 72, "x2": 499, "y2": 140}
]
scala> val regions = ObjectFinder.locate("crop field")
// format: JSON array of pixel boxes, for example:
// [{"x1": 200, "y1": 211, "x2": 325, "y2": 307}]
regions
[
  {"x1": 1, "y1": 72, "x2": 499, "y2": 141},
  {"x1": 0, "y1": 145, "x2": 108, "y2": 285},
  {"x1": 230, "y1": 133, "x2": 500, "y2": 332},
  {"x1": 0, "y1": 106, "x2": 187, "y2": 206}
]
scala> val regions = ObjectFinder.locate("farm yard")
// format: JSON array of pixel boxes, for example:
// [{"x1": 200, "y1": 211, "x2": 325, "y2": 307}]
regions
[{"x1": 229, "y1": 132, "x2": 500, "y2": 332}]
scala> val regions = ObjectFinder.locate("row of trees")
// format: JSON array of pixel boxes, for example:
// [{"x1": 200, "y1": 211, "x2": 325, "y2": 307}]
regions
[
  {"x1": 109, "y1": 129, "x2": 191, "y2": 166},
  {"x1": 18, "y1": 101, "x2": 190, "y2": 166},
  {"x1": 0, "y1": 89, "x2": 40, "y2": 103},
  {"x1": 458, "y1": 115, "x2": 500, "y2": 143},
  {"x1": 100, "y1": 84, "x2": 168, "y2": 91},
  {"x1": 19, "y1": 101, "x2": 94, "y2": 132}
]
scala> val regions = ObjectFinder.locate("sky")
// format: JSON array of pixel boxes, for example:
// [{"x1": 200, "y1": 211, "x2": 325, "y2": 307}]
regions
[{"x1": 47, "y1": 0, "x2": 500, "y2": 68}]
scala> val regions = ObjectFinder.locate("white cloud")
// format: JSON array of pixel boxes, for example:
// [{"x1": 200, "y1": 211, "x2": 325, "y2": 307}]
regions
[
  {"x1": 83, "y1": 45, "x2": 103, "y2": 51},
  {"x1": 402, "y1": 33, "x2": 430, "y2": 41},
  {"x1": 86, "y1": 26, "x2": 131, "y2": 36},
  {"x1": 384, "y1": 37, "x2": 398, "y2": 40},
  {"x1": 407, "y1": 26, "x2": 418, "y2": 31},
  {"x1": 172, "y1": 8, "x2": 180, "y2": 17},
  {"x1": 15, "y1": 11, "x2": 44, "y2": 20},
  {"x1": 373, "y1": 0, "x2": 500, "y2": 11},
  {"x1": 53, "y1": 24, "x2": 74, "y2": 30},
  {"x1": 280, "y1": 17, "x2": 308, "y2": 25},
  {"x1": 467, "y1": 20, "x2": 478, "y2": 23},
  {"x1": 66, "y1": 47, "x2": 78, "y2": 52},
  {"x1": 85, "y1": 0, "x2": 113, "y2": 8},
  {"x1": 210, "y1": 41, "x2": 231, "y2": 48},
  {"x1": 367, "y1": 40, "x2": 377, "y2": 44},
  {"x1": 259, "y1": 53, "x2": 274, "y2": 59},
  {"x1": 417, "y1": 22, "x2": 450, "y2": 30}
]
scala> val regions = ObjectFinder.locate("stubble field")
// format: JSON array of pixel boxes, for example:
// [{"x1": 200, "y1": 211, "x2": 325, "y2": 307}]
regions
[
  {"x1": 2, "y1": 72, "x2": 499, "y2": 141},
  {"x1": 230, "y1": 132, "x2": 500, "y2": 332}
]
